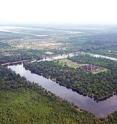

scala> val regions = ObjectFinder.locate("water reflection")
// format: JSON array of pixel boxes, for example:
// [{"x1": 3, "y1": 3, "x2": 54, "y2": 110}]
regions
[{"x1": 8, "y1": 64, "x2": 117, "y2": 118}]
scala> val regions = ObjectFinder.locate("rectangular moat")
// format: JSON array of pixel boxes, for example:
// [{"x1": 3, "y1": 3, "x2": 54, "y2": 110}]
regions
[{"x1": 8, "y1": 64, "x2": 117, "y2": 118}]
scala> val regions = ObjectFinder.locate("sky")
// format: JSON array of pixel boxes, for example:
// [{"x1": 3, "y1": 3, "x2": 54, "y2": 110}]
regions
[{"x1": 0, "y1": 0, "x2": 117, "y2": 25}]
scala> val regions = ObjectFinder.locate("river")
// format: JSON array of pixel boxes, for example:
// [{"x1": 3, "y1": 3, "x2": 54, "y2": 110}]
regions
[
  {"x1": 2, "y1": 52, "x2": 117, "y2": 66},
  {"x1": 8, "y1": 63, "x2": 117, "y2": 118}
]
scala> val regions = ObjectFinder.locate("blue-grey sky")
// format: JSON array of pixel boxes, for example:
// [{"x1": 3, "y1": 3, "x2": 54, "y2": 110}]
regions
[{"x1": 0, "y1": 0, "x2": 117, "y2": 24}]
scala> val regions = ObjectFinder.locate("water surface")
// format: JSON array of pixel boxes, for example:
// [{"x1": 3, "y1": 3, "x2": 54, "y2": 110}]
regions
[{"x1": 8, "y1": 64, "x2": 117, "y2": 118}]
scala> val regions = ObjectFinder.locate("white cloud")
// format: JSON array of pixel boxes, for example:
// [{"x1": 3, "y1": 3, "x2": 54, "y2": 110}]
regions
[{"x1": 0, "y1": 0, "x2": 117, "y2": 24}]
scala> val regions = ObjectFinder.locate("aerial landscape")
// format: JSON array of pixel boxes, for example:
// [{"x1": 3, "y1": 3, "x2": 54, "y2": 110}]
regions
[
  {"x1": 0, "y1": 0, "x2": 117, "y2": 124},
  {"x1": 0, "y1": 25, "x2": 117, "y2": 124}
]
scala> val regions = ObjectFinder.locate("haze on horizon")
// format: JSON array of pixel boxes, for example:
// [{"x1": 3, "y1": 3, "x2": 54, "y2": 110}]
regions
[{"x1": 0, "y1": 0, "x2": 117, "y2": 25}]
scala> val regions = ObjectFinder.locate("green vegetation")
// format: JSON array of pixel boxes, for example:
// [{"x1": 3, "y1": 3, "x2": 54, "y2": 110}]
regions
[
  {"x1": 0, "y1": 49, "x2": 45, "y2": 64},
  {"x1": 0, "y1": 65, "x2": 100, "y2": 124},
  {"x1": 0, "y1": 26, "x2": 117, "y2": 123},
  {"x1": 70, "y1": 54, "x2": 117, "y2": 70},
  {"x1": 24, "y1": 56, "x2": 117, "y2": 101},
  {"x1": 56, "y1": 59, "x2": 84, "y2": 69},
  {"x1": 57, "y1": 58, "x2": 108, "y2": 74},
  {"x1": 1, "y1": 65, "x2": 117, "y2": 123},
  {"x1": 1, "y1": 89, "x2": 94, "y2": 124}
]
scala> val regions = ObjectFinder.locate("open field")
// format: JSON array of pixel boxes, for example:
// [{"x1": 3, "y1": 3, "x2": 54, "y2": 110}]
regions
[
  {"x1": 91, "y1": 66, "x2": 108, "y2": 74},
  {"x1": 7, "y1": 38, "x2": 63, "y2": 50},
  {"x1": 56, "y1": 59, "x2": 86, "y2": 69},
  {"x1": 56, "y1": 59, "x2": 108, "y2": 74}
]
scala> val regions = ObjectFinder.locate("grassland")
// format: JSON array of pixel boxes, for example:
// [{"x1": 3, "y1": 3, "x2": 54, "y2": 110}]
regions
[
  {"x1": 56, "y1": 59, "x2": 108, "y2": 74},
  {"x1": 91, "y1": 67, "x2": 108, "y2": 74},
  {"x1": 56, "y1": 59, "x2": 85, "y2": 69}
]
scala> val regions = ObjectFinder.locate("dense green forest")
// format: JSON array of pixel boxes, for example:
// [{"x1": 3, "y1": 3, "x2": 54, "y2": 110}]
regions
[
  {"x1": 24, "y1": 56, "x2": 117, "y2": 101},
  {"x1": 0, "y1": 26, "x2": 117, "y2": 123},
  {"x1": 0, "y1": 49, "x2": 45, "y2": 64},
  {"x1": 1, "y1": 65, "x2": 117, "y2": 124},
  {"x1": 70, "y1": 54, "x2": 117, "y2": 69},
  {"x1": 0, "y1": 65, "x2": 98, "y2": 124}
]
